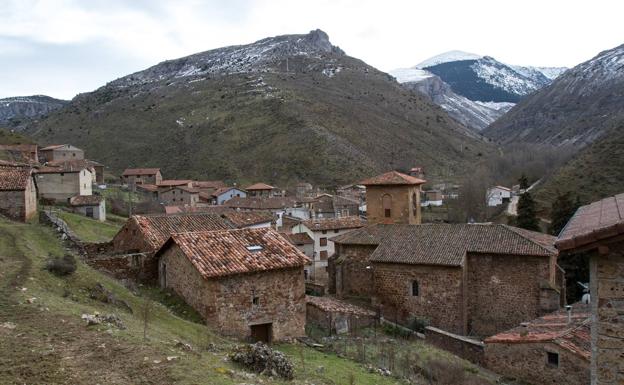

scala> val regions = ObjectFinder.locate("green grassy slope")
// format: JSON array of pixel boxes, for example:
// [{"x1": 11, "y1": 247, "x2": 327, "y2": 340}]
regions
[{"x1": 55, "y1": 211, "x2": 122, "y2": 242}]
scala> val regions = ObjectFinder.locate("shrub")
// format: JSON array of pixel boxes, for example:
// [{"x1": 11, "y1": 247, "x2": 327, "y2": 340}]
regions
[
  {"x1": 427, "y1": 359, "x2": 465, "y2": 385},
  {"x1": 45, "y1": 254, "x2": 77, "y2": 276},
  {"x1": 230, "y1": 342, "x2": 294, "y2": 380},
  {"x1": 408, "y1": 317, "x2": 430, "y2": 333}
]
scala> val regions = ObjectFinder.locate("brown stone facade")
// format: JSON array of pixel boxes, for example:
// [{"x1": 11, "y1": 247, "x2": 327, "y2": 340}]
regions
[
  {"x1": 0, "y1": 178, "x2": 37, "y2": 221},
  {"x1": 329, "y1": 244, "x2": 376, "y2": 299},
  {"x1": 466, "y1": 253, "x2": 559, "y2": 336},
  {"x1": 159, "y1": 246, "x2": 305, "y2": 341},
  {"x1": 591, "y1": 240, "x2": 624, "y2": 385},
  {"x1": 365, "y1": 184, "x2": 421, "y2": 225},
  {"x1": 485, "y1": 342, "x2": 590, "y2": 385}
]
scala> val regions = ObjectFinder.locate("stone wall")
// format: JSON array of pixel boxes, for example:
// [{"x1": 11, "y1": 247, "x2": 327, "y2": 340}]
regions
[
  {"x1": 365, "y1": 184, "x2": 421, "y2": 225},
  {"x1": 160, "y1": 245, "x2": 305, "y2": 341},
  {"x1": 331, "y1": 244, "x2": 376, "y2": 298},
  {"x1": 306, "y1": 303, "x2": 376, "y2": 334},
  {"x1": 37, "y1": 171, "x2": 88, "y2": 201},
  {"x1": 591, "y1": 239, "x2": 624, "y2": 385},
  {"x1": 373, "y1": 262, "x2": 464, "y2": 334},
  {"x1": 112, "y1": 219, "x2": 152, "y2": 253},
  {"x1": 485, "y1": 341, "x2": 590, "y2": 385},
  {"x1": 425, "y1": 326, "x2": 484, "y2": 365},
  {"x1": 466, "y1": 252, "x2": 555, "y2": 337},
  {"x1": 85, "y1": 253, "x2": 152, "y2": 281}
]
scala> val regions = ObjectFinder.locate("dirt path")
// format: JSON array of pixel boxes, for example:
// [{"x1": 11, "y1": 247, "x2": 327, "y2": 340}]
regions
[{"x1": 0, "y1": 225, "x2": 174, "y2": 385}]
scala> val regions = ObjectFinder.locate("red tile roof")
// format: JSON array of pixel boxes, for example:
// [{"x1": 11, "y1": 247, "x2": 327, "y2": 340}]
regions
[
  {"x1": 360, "y1": 171, "x2": 426, "y2": 186},
  {"x1": 221, "y1": 211, "x2": 274, "y2": 228},
  {"x1": 136, "y1": 184, "x2": 159, "y2": 193},
  {"x1": 0, "y1": 165, "x2": 33, "y2": 191},
  {"x1": 212, "y1": 186, "x2": 244, "y2": 197},
  {"x1": 157, "y1": 179, "x2": 192, "y2": 187},
  {"x1": 122, "y1": 168, "x2": 161, "y2": 176},
  {"x1": 332, "y1": 223, "x2": 557, "y2": 266},
  {"x1": 246, "y1": 182, "x2": 275, "y2": 190},
  {"x1": 302, "y1": 216, "x2": 366, "y2": 231},
  {"x1": 192, "y1": 180, "x2": 226, "y2": 189},
  {"x1": 125, "y1": 213, "x2": 234, "y2": 251},
  {"x1": 69, "y1": 195, "x2": 103, "y2": 206},
  {"x1": 306, "y1": 295, "x2": 376, "y2": 316},
  {"x1": 160, "y1": 228, "x2": 309, "y2": 279},
  {"x1": 47, "y1": 159, "x2": 103, "y2": 170},
  {"x1": 39, "y1": 144, "x2": 66, "y2": 150},
  {"x1": 285, "y1": 232, "x2": 314, "y2": 245},
  {"x1": 485, "y1": 303, "x2": 590, "y2": 360},
  {"x1": 226, "y1": 196, "x2": 297, "y2": 210},
  {"x1": 556, "y1": 192, "x2": 624, "y2": 251},
  {"x1": 165, "y1": 205, "x2": 233, "y2": 215}
]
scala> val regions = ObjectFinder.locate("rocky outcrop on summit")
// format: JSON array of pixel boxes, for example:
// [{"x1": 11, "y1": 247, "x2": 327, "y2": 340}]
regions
[
  {"x1": 0, "y1": 95, "x2": 68, "y2": 126},
  {"x1": 484, "y1": 43, "x2": 624, "y2": 147}
]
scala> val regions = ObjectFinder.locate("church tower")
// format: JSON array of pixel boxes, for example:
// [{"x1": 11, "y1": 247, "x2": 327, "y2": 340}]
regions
[{"x1": 360, "y1": 171, "x2": 426, "y2": 225}]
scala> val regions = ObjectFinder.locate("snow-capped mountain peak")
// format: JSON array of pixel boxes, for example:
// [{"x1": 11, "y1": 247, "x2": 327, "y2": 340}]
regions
[{"x1": 415, "y1": 50, "x2": 483, "y2": 69}]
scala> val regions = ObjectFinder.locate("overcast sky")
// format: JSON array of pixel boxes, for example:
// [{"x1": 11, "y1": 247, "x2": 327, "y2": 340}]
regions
[{"x1": 1, "y1": 0, "x2": 622, "y2": 99}]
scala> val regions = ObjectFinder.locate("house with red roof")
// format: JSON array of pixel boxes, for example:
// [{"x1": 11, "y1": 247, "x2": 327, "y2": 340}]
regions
[
  {"x1": 0, "y1": 164, "x2": 37, "y2": 221},
  {"x1": 121, "y1": 168, "x2": 162, "y2": 186},
  {"x1": 245, "y1": 182, "x2": 277, "y2": 198}
]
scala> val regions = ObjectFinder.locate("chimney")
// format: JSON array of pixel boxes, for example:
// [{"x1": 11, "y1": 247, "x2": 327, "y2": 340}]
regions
[{"x1": 566, "y1": 305, "x2": 572, "y2": 324}]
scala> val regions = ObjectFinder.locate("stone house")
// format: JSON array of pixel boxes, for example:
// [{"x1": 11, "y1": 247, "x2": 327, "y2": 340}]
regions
[
  {"x1": 336, "y1": 183, "x2": 366, "y2": 205},
  {"x1": 155, "y1": 227, "x2": 308, "y2": 342},
  {"x1": 484, "y1": 302, "x2": 590, "y2": 385},
  {"x1": 292, "y1": 216, "x2": 366, "y2": 284},
  {"x1": 211, "y1": 187, "x2": 247, "y2": 205},
  {"x1": 329, "y1": 223, "x2": 563, "y2": 337},
  {"x1": 246, "y1": 183, "x2": 277, "y2": 198},
  {"x1": 136, "y1": 184, "x2": 159, "y2": 201},
  {"x1": 295, "y1": 182, "x2": 313, "y2": 199},
  {"x1": 303, "y1": 194, "x2": 360, "y2": 219},
  {"x1": 360, "y1": 171, "x2": 425, "y2": 225},
  {"x1": 36, "y1": 164, "x2": 92, "y2": 202},
  {"x1": 0, "y1": 144, "x2": 38, "y2": 163},
  {"x1": 487, "y1": 185, "x2": 512, "y2": 207},
  {"x1": 159, "y1": 186, "x2": 200, "y2": 206},
  {"x1": 39, "y1": 144, "x2": 84, "y2": 162},
  {"x1": 47, "y1": 159, "x2": 104, "y2": 185},
  {"x1": 121, "y1": 168, "x2": 162, "y2": 186},
  {"x1": 69, "y1": 195, "x2": 106, "y2": 221},
  {"x1": 226, "y1": 196, "x2": 298, "y2": 229},
  {"x1": 555, "y1": 192, "x2": 624, "y2": 385},
  {"x1": 0, "y1": 164, "x2": 37, "y2": 221},
  {"x1": 306, "y1": 295, "x2": 376, "y2": 334}
]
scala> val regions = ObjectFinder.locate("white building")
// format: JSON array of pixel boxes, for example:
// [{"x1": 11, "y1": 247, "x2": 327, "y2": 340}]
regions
[
  {"x1": 291, "y1": 216, "x2": 365, "y2": 284},
  {"x1": 487, "y1": 186, "x2": 512, "y2": 207},
  {"x1": 212, "y1": 187, "x2": 247, "y2": 205}
]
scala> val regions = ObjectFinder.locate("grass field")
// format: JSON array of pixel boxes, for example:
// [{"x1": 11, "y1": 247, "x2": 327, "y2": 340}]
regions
[
  {"x1": 55, "y1": 210, "x2": 122, "y2": 243},
  {"x1": 0, "y1": 218, "x2": 422, "y2": 384}
]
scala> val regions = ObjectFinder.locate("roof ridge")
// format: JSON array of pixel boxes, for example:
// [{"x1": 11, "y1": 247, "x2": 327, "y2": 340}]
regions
[{"x1": 500, "y1": 224, "x2": 555, "y2": 255}]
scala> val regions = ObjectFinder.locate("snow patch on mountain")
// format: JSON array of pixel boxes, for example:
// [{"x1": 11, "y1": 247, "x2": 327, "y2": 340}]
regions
[
  {"x1": 390, "y1": 68, "x2": 434, "y2": 83},
  {"x1": 416, "y1": 50, "x2": 482, "y2": 69}
]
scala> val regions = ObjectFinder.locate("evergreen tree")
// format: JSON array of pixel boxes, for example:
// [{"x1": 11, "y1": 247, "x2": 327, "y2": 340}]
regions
[
  {"x1": 549, "y1": 191, "x2": 580, "y2": 235},
  {"x1": 516, "y1": 192, "x2": 540, "y2": 231},
  {"x1": 518, "y1": 173, "x2": 529, "y2": 190}
]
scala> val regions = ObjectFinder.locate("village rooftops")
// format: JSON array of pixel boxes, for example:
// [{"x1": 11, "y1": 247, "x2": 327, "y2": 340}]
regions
[
  {"x1": 69, "y1": 195, "x2": 104, "y2": 206},
  {"x1": 164, "y1": 205, "x2": 233, "y2": 215},
  {"x1": 332, "y1": 223, "x2": 557, "y2": 267},
  {"x1": 285, "y1": 232, "x2": 314, "y2": 245},
  {"x1": 306, "y1": 295, "x2": 376, "y2": 317},
  {"x1": 157, "y1": 227, "x2": 309, "y2": 279},
  {"x1": 192, "y1": 180, "x2": 226, "y2": 189},
  {"x1": 36, "y1": 164, "x2": 86, "y2": 173},
  {"x1": 157, "y1": 179, "x2": 192, "y2": 187},
  {"x1": 302, "y1": 216, "x2": 366, "y2": 232},
  {"x1": 0, "y1": 164, "x2": 33, "y2": 191},
  {"x1": 359, "y1": 170, "x2": 426, "y2": 186},
  {"x1": 485, "y1": 303, "x2": 590, "y2": 360},
  {"x1": 123, "y1": 213, "x2": 233, "y2": 251},
  {"x1": 226, "y1": 196, "x2": 297, "y2": 210},
  {"x1": 136, "y1": 184, "x2": 159, "y2": 193},
  {"x1": 556, "y1": 192, "x2": 624, "y2": 251},
  {"x1": 245, "y1": 182, "x2": 275, "y2": 190},
  {"x1": 122, "y1": 168, "x2": 161, "y2": 176},
  {"x1": 212, "y1": 186, "x2": 245, "y2": 197},
  {"x1": 221, "y1": 211, "x2": 274, "y2": 228},
  {"x1": 47, "y1": 159, "x2": 103, "y2": 168}
]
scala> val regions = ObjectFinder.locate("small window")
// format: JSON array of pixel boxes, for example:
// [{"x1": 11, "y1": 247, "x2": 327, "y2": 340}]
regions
[
  {"x1": 252, "y1": 296, "x2": 260, "y2": 306},
  {"x1": 322, "y1": 230, "x2": 327, "y2": 234},
  {"x1": 320, "y1": 250, "x2": 328, "y2": 260},
  {"x1": 547, "y1": 352, "x2": 559, "y2": 367},
  {"x1": 320, "y1": 237, "x2": 327, "y2": 246},
  {"x1": 72, "y1": 153, "x2": 76, "y2": 157},
  {"x1": 411, "y1": 280, "x2": 419, "y2": 296},
  {"x1": 385, "y1": 209, "x2": 391, "y2": 218},
  {"x1": 334, "y1": 229, "x2": 339, "y2": 233},
  {"x1": 246, "y1": 245, "x2": 263, "y2": 252}
]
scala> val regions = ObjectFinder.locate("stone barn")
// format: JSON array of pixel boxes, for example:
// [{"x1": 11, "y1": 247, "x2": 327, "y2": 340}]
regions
[
  {"x1": 69, "y1": 194, "x2": 106, "y2": 221},
  {"x1": 330, "y1": 223, "x2": 563, "y2": 337},
  {"x1": 306, "y1": 295, "x2": 376, "y2": 335},
  {"x1": 485, "y1": 303, "x2": 590, "y2": 385},
  {"x1": 0, "y1": 164, "x2": 37, "y2": 222},
  {"x1": 155, "y1": 227, "x2": 308, "y2": 342},
  {"x1": 555, "y1": 192, "x2": 624, "y2": 385}
]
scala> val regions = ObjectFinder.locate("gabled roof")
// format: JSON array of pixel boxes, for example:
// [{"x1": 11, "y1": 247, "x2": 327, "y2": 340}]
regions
[
  {"x1": 123, "y1": 213, "x2": 233, "y2": 251},
  {"x1": 485, "y1": 303, "x2": 590, "y2": 360},
  {"x1": 192, "y1": 180, "x2": 226, "y2": 189},
  {"x1": 69, "y1": 195, "x2": 103, "y2": 206},
  {"x1": 122, "y1": 168, "x2": 161, "y2": 176},
  {"x1": 40, "y1": 144, "x2": 82, "y2": 151},
  {"x1": 157, "y1": 179, "x2": 192, "y2": 187},
  {"x1": 136, "y1": 184, "x2": 159, "y2": 193},
  {"x1": 302, "y1": 216, "x2": 366, "y2": 232},
  {"x1": 332, "y1": 223, "x2": 556, "y2": 267},
  {"x1": 285, "y1": 232, "x2": 314, "y2": 245},
  {"x1": 226, "y1": 196, "x2": 297, "y2": 210},
  {"x1": 0, "y1": 165, "x2": 33, "y2": 191},
  {"x1": 221, "y1": 211, "x2": 274, "y2": 228},
  {"x1": 159, "y1": 228, "x2": 309, "y2": 279},
  {"x1": 556, "y1": 192, "x2": 624, "y2": 251},
  {"x1": 164, "y1": 205, "x2": 233, "y2": 215},
  {"x1": 246, "y1": 182, "x2": 275, "y2": 190},
  {"x1": 47, "y1": 159, "x2": 102, "y2": 170},
  {"x1": 360, "y1": 171, "x2": 426, "y2": 186},
  {"x1": 213, "y1": 186, "x2": 246, "y2": 197},
  {"x1": 36, "y1": 163, "x2": 87, "y2": 174},
  {"x1": 489, "y1": 185, "x2": 511, "y2": 191}
]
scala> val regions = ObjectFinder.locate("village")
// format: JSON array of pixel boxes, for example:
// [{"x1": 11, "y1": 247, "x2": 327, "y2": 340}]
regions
[{"x1": 0, "y1": 141, "x2": 621, "y2": 385}]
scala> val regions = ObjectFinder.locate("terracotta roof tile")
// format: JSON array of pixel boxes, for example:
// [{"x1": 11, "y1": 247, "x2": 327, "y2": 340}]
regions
[
  {"x1": 226, "y1": 196, "x2": 297, "y2": 210},
  {"x1": 556, "y1": 192, "x2": 624, "y2": 251},
  {"x1": 285, "y1": 232, "x2": 314, "y2": 245},
  {"x1": 246, "y1": 182, "x2": 275, "y2": 190},
  {"x1": 128, "y1": 213, "x2": 234, "y2": 251},
  {"x1": 165, "y1": 205, "x2": 233, "y2": 215},
  {"x1": 47, "y1": 159, "x2": 102, "y2": 170},
  {"x1": 221, "y1": 211, "x2": 274, "y2": 228},
  {"x1": 302, "y1": 217, "x2": 366, "y2": 231},
  {"x1": 192, "y1": 180, "x2": 226, "y2": 189},
  {"x1": 136, "y1": 184, "x2": 159, "y2": 193},
  {"x1": 122, "y1": 168, "x2": 161, "y2": 176},
  {"x1": 485, "y1": 303, "x2": 590, "y2": 360},
  {"x1": 69, "y1": 195, "x2": 103, "y2": 206},
  {"x1": 0, "y1": 165, "x2": 33, "y2": 190},
  {"x1": 157, "y1": 179, "x2": 192, "y2": 187},
  {"x1": 306, "y1": 295, "x2": 376, "y2": 316},
  {"x1": 332, "y1": 223, "x2": 557, "y2": 266},
  {"x1": 360, "y1": 171, "x2": 426, "y2": 186},
  {"x1": 162, "y1": 228, "x2": 309, "y2": 279}
]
